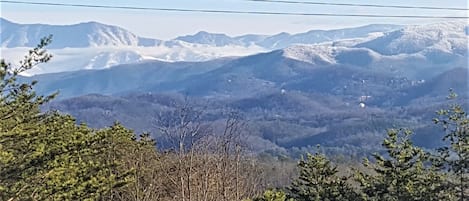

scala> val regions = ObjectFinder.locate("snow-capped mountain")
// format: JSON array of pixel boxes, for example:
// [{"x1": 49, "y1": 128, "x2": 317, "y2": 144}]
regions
[
  {"x1": 23, "y1": 43, "x2": 468, "y2": 100},
  {"x1": 0, "y1": 18, "x2": 161, "y2": 48},
  {"x1": 1, "y1": 18, "x2": 401, "y2": 49},
  {"x1": 281, "y1": 45, "x2": 337, "y2": 65},
  {"x1": 276, "y1": 21, "x2": 468, "y2": 78},
  {"x1": 355, "y1": 21, "x2": 468, "y2": 56},
  {"x1": 258, "y1": 24, "x2": 403, "y2": 49},
  {"x1": 172, "y1": 24, "x2": 402, "y2": 49},
  {"x1": 0, "y1": 18, "x2": 270, "y2": 74},
  {"x1": 175, "y1": 31, "x2": 244, "y2": 47},
  {"x1": 1, "y1": 18, "x2": 467, "y2": 76},
  {"x1": 280, "y1": 43, "x2": 466, "y2": 80}
]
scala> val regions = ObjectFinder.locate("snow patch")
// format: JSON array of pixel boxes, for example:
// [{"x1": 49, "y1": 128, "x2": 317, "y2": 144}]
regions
[{"x1": 282, "y1": 45, "x2": 336, "y2": 65}]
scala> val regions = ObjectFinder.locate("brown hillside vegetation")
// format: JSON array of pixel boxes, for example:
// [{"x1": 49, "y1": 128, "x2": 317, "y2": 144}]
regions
[{"x1": 1, "y1": 38, "x2": 467, "y2": 201}]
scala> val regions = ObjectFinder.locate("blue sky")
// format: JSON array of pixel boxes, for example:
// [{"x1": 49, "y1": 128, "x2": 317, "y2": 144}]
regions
[{"x1": 1, "y1": 0, "x2": 467, "y2": 39}]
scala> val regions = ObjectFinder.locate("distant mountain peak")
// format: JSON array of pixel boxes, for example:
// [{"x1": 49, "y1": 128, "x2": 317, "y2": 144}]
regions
[
  {"x1": 77, "y1": 21, "x2": 102, "y2": 26},
  {"x1": 0, "y1": 18, "x2": 160, "y2": 48},
  {"x1": 0, "y1": 17, "x2": 12, "y2": 24},
  {"x1": 175, "y1": 31, "x2": 241, "y2": 47},
  {"x1": 355, "y1": 21, "x2": 468, "y2": 56},
  {"x1": 194, "y1": 31, "x2": 217, "y2": 35}
]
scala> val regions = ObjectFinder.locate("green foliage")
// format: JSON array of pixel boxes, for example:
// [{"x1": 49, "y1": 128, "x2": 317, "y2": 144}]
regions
[
  {"x1": 251, "y1": 189, "x2": 294, "y2": 201},
  {"x1": 355, "y1": 128, "x2": 448, "y2": 201},
  {"x1": 433, "y1": 90, "x2": 469, "y2": 201},
  {"x1": 287, "y1": 151, "x2": 359, "y2": 201},
  {"x1": 0, "y1": 37, "x2": 134, "y2": 201},
  {"x1": 103, "y1": 128, "x2": 162, "y2": 201},
  {"x1": 1, "y1": 36, "x2": 467, "y2": 201}
]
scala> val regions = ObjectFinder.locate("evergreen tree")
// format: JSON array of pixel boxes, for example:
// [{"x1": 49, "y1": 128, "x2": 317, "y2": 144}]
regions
[
  {"x1": 0, "y1": 36, "x2": 130, "y2": 200},
  {"x1": 251, "y1": 189, "x2": 294, "y2": 201},
  {"x1": 287, "y1": 151, "x2": 359, "y2": 201},
  {"x1": 433, "y1": 91, "x2": 469, "y2": 201},
  {"x1": 355, "y1": 128, "x2": 448, "y2": 201}
]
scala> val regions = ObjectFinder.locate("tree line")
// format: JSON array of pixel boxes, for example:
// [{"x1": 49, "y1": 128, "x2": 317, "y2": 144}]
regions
[{"x1": 1, "y1": 37, "x2": 467, "y2": 201}]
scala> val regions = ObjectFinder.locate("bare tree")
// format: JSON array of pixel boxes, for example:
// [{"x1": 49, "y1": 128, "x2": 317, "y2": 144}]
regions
[
  {"x1": 152, "y1": 100, "x2": 266, "y2": 201},
  {"x1": 154, "y1": 98, "x2": 206, "y2": 201}
]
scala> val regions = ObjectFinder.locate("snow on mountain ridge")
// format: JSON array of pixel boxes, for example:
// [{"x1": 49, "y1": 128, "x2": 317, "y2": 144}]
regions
[
  {"x1": 355, "y1": 21, "x2": 468, "y2": 56},
  {"x1": 257, "y1": 24, "x2": 403, "y2": 49},
  {"x1": 1, "y1": 18, "x2": 466, "y2": 76},
  {"x1": 1, "y1": 18, "x2": 403, "y2": 50},
  {"x1": 282, "y1": 45, "x2": 336, "y2": 65},
  {"x1": 175, "y1": 31, "x2": 243, "y2": 47},
  {"x1": 168, "y1": 24, "x2": 403, "y2": 49},
  {"x1": 0, "y1": 18, "x2": 160, "y2": 48}
]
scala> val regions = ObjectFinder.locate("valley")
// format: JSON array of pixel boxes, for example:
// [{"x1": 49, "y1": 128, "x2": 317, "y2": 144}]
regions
[{"x1": 2, "y1": 18, "x2": 467, "y2": 156}]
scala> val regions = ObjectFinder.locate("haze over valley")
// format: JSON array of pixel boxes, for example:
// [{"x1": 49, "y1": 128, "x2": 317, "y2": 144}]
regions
[
  {"x1": 2, "y1": 0, "x2": 469, "y2": 199},
  {"x1": 2, "y1": 17, "x2": 468, "y2": 154}
]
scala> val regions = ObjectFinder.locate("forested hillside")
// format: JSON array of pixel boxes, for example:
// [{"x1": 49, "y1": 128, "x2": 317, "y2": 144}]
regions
[
  {"x1": 7, "y1": 20, "x2": 464, "y2": 159},
  {"x1": 1, "y1": 37, "x2": 468, "y2": 201}
]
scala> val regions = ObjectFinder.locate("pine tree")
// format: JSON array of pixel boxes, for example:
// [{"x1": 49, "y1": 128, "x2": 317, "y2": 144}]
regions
[
  {"x1": 287, "y1": 151, "x2": 359, "y2": 201},
  {"x1": 355, "y1": 128, "x2": 448, "y2": 201},
  {"x1": 433, "y1": 90, "x2": 469, "y2": 201},
  {"x1": 251, "y1": 189, "x2": 294, "y2": 201},
  {"x1": 0, "y1": 36, "x2": 131, "y2": 200}
]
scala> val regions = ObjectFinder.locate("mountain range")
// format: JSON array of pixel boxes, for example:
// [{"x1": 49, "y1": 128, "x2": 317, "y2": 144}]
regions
[
  {"x1": 24, "y1": 24, "x2": 468, "y2": 100},
  {"x1": 3, "y1": 18, "x2": 469, "y2": 154},
  {"x1": 0, "y1": 18, "x2": 162, "y2": 48},
  {"x1": 2, "y1": 18, "x2": 407, "y2": 74},
  {"x1": 2, "y1": 18, "x2": 401, "y2": 49},
  {"x1": 3, "y1": 18, "x2": 467, "y2": 76},
  {"x1": 174, "y1": 24, "x2": 402, "y2": 49}
]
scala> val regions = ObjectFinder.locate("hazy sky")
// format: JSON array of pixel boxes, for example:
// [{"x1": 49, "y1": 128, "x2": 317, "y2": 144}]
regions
[{"x1": 1, "y1": 0, "x2": 468, "y2": 39}]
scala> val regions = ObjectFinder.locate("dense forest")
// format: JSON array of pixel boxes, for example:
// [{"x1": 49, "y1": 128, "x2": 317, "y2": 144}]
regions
[{"x1": 1, "y1": 38, "x2": 468, "y2": 201}]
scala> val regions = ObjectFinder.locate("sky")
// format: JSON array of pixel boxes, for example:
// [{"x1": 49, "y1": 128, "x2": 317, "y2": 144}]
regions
[{"x1": 1, "y1": 0, "x2": 468, "y2": 40}]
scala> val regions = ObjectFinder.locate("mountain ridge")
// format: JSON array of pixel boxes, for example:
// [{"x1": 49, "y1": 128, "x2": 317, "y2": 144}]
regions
[
  {"x1": 1, "y1": 18, "x2": 162, "y2": 48},
  {"x1": 2, "y1": 18, "x2": 467, "y2": 76},
  {"x1": 1, "y1": 18, "x2": 403, "y2": 49}
]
